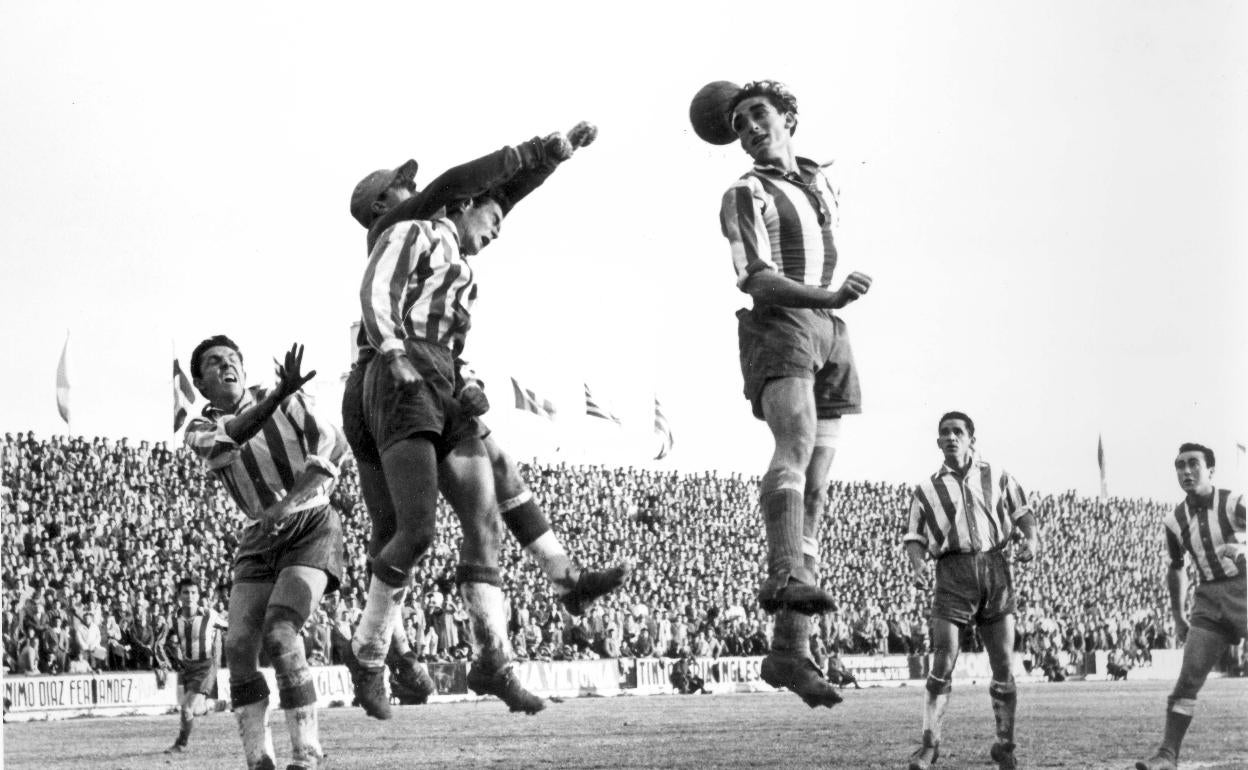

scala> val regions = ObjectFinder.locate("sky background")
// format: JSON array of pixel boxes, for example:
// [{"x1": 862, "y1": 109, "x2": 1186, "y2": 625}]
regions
[{"x1": 1, "y1": 1, "x2": 1245, "y2": 502}]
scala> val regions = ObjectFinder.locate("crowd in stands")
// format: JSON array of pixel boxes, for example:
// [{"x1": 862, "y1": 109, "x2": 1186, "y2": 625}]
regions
[{"x1": 2, "y1": 431, "x2": 1189, "y2": 678}]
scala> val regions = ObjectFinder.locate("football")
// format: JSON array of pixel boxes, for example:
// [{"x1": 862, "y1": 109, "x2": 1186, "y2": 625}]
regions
[{"x1": 689, "y1": 80, "x2": 741, "y2": 145}]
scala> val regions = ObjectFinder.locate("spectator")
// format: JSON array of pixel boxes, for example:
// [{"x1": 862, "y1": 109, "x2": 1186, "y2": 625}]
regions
[{"x1": 0, "y1": 432, "x2": 1181, "y2": 669}]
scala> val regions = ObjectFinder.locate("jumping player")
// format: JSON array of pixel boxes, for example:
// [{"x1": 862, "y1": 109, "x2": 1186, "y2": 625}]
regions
[
  {"x1": 1135, "y1": 443, "x2": 1246, "y2": 770},
  {"x1": 902, "y1": 411, "x2": 1039, "y2": 770},
  {"x1": 163, "y1": 576, "x2": 227, "y2": 754},
  {"x1": 713, "y1": 79, "x2": 873, "y2": 708},
  {"x1": 342, "y1": 127, "x2": 628, "y2": 717},
  {"x1": 186, "y1": 338, "x2": 346, "y2": 770},
  {"x1": 346, "y1": 126, "x2": 629, "y2": 622}
]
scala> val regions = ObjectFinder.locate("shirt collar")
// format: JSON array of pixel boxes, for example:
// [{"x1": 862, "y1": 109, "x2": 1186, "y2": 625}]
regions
[
  {"x1": 201, "y1": 386, "x2": 258, "y2": 419},
  {"x1": 433, "y1": 216, "x2": 461, "y2": 250},
  {"x1": 937, "y1": 455, "x2": 983, "y2": 478},
  {"x1": 751, "y1": 155, "x2": 819, "y2": 180},
  {"x1": 1185, "y1": 489, "x2": 1217, "y2": 510}
]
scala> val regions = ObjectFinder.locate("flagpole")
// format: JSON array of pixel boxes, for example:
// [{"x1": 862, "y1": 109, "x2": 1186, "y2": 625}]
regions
[{"x1": 171, "y1": 339, "x2": 177, "y2": 443}]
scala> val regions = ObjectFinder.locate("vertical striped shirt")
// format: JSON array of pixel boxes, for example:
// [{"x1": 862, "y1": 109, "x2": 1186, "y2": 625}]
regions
[
  {"x1": 720, "y1": 157, "x2": 841, "y2": 290},
  {"x1": 169, "y1": 609, "x2": 225, "y2": 662},
  {"x1": 361, "y1": 217, "x2": 476, "y2": 359},
  {"x1": 904, "y1": 458, "x2": 1032, "y2": 558},
  {"x1": 184, "y1": 386, "x2": 346, "y2": 522},
  {"x1": 1164, "y1": 489, "x2": 1245, "y2": 583}
]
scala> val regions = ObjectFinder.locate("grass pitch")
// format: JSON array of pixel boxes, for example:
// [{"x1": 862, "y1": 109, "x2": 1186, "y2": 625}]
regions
[{"x1": 4, "y1": 679, "x2": 1246, "y2": 769}]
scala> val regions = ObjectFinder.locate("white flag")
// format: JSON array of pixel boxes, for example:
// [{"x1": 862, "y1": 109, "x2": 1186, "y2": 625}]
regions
[{"x1": 56, "y1": 333, "x2": 70, "y2": 425}]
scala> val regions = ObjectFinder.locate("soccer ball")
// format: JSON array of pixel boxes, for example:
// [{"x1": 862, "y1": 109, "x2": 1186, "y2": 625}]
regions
[{"x1": 689, "y1": 80, "x2": 741, "y2": 145}]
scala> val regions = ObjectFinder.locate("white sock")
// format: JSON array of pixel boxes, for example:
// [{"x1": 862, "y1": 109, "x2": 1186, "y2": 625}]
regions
[
  {"x1": 283, "y1": 704, "x2": 321, "y2": 766},
  {"x1": 524, "y1": 532, "x2": 575, "y2": 591},
  {"x1": 389, "y1": 601, "x2": 412, "y2": 656},
  {"x1": 459, "y1": 582, "x2": 512, "y2": 663},
  {"x1": 234, "y1": 698, "x2": 274, "y2": 768},
  {"x1": 353, "y1": 578, "x2": 404, "y2": 666}
]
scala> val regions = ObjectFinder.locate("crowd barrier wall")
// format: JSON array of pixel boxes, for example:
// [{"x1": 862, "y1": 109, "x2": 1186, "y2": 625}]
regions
[{"x1": 4, "y1": 651, "x2": 1220, "y2": 721}]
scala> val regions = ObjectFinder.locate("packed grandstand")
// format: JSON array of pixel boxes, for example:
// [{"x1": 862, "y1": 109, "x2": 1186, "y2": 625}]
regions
[{"x1": 3, "y1": 431, "x2": 1180, "y2": 680}]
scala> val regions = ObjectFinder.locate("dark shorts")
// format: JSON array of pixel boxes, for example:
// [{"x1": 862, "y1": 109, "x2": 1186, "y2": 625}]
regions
[
  {"x1": 931, "y1": 550, "x2": 1015, "y2": 628},
  {"x1": 233, "y1": 505, "x2": 344, "y2": 594},
  {"x1": 179, "y1": 657, "x2": 217, "y2": 696},
  {"x1": 1190, "y1": 575, "x2": 1247, "y2": 644},
  {"x1": 342, "y1": 351, "x2": 377, "y2": 464},
  {"x1": 737, "y1": 305, "x2": 862, "y2": 420},
  {"x1": 362, "y1": 338, "x2": 479, "y2": 461}
]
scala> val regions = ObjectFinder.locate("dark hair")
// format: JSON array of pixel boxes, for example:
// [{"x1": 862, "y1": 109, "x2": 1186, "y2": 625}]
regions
[
  {"x1": 1177, "y1": 442, "x2": 1215, "y2": 468},
  {"x1": 190, "y1": 335, "x2": 242, "y2": 379},
  {"x1": 728, "y1": 80, "x2": 799, "y2": 135},
  {"x1": 938, "y1": 411, "x2": 975, "y2": 437},
  {"x1": 447, "y1": 193, "x2": 501, "y2": 216},
  {"x1": 175, "y1": 577, "x2": 198, "y2": 593}
]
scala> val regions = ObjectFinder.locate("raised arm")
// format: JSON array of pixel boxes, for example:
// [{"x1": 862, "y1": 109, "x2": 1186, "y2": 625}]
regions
[{"x1": 367, "y1": 128, "x2": 588, "y2": 251}]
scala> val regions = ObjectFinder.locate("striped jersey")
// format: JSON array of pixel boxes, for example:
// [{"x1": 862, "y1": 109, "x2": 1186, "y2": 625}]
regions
[
  {"x1": 168, "y1": 609, "x2": 226, "y2": 662},
  {"x1": 185, "y1": 387, "x2": 347, "y2": 522},
  {"x1": 1164, "y1": 488, "x2": 1245, "y2": 583},
  {"x1": 719, "y1": 157, "x2": 840, "y2": 290},
  {"x1": 904, "y1": 457, "x2": 1032, "y2": 558},
  {"x1": 361, "y1": 217, "x2": 476, "y2": 359}
]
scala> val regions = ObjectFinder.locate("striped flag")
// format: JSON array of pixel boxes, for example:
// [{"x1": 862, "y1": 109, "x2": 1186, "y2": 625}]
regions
[
  {"x1": 511, "y1": 378, "x2": 556, "y2": 420},
  {"x1": 584, "y1": 384, "x2": 621, "y2": 424},
  {"x1": 55, "y1": 333, "x2": 71, "y2": 426},
  {"x1": 172, "y1": 359, "x2": 196, "y2": 432},
  {"x1": 1097, "y1": 434, "x2": 1108, "y2": 499},
  {"x1": 653, "y1": 396, "x2": 674, "y2": 460}
]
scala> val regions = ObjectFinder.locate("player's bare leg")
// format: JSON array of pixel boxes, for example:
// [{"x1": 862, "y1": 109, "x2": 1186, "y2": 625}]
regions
[
  {"x1": 981, "y1": 616, "x2": 1018, "y2": 770},
  {"x1": 355, "y1": 458, "x2": 435, "y2": 704},
  {"x1": 801, "y1": 431, "x2": 838, "y2": 662},
  {"x1": 443, "y1": 438, "x2": 544, "y2": 714},
  {"x1": 225, "y1": 582, "x2": 278, "y2": 770},
  {"x1": 349, "y1": 436, "x2": 440, "y2": 720},
  {"x1": 1136, "y1": 626, "x2": 1224, "y2": 770},
  {"x1": 756, "y1": 378, "x2": 841, "y2": 708},
  {"x1": 487, "y1": 436, "x2": 630, "y2": 615},
  {"x1": 264, "y1": 566, "x2": 328, "y2": 770},
  {"x1": 166, "y1": 690, "x2": 207, "y2": 753},
  {"x1": 911, "y1": 618, "x2": 959, "y2": 770}
]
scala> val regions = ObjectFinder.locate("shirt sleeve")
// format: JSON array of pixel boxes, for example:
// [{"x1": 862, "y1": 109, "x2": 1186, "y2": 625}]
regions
[
  {"x1": 361, "y1": 222, "x2": 430, "y2": 356},
  {"x1": 902, "y1": 488, "x2": 929, "y2": 547},
  {"x1": 719, "y1": 178, "x2": 775, "y2": 289},
  {"x1": 183, "y1": 415, "x2": 239, "y2": 471},
  {"x1": 1001, "y1": 471, "x2": 1032, "y2": 522},
  {"x1": 1165, "y1": 523, "x2": 1185, "y2": 570}
]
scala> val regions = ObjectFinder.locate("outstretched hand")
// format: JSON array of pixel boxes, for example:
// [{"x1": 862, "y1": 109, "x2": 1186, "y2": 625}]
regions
[
  {"x1": 568, "y1": 121, "x2": 598, "y2": 150},
  {"x1": 542, "y1": 132, "x2": 574, "y2": 162},
  {"x1": 274, "y1": 343, "x2": 316, "y2": 400}
]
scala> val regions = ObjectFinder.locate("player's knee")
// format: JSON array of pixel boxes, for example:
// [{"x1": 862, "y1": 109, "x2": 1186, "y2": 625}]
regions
[
  {"x1": 929, "y1": 648, "x2": 956, "y2": 679},
  {"x1": 803, "y1": 487, "x2": 828, "y2": 518},
  {"x1": 224, "y1": 631, "x2": 257, "y2": 670},
  {"x1": 926, "y1": 674, "x2": 952, "y2": 696},
  {"x1": 490, "y1": 447, "x2": 524, "y2": 497},
  {"x1": 392, "y1": 518, "x2": 436, "y2": 560},
  {"x1": 1172, "y1": 672, "x2": 1205, "y2": 702},
  {"x1": 260, "y1": 606, "x2": 304, "y2": 662}
]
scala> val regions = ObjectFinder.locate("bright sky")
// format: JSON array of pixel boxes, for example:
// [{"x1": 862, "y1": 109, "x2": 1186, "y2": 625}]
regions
[{"x1": 2, "y1": 1, "x2": 1245, "y2": 502}]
